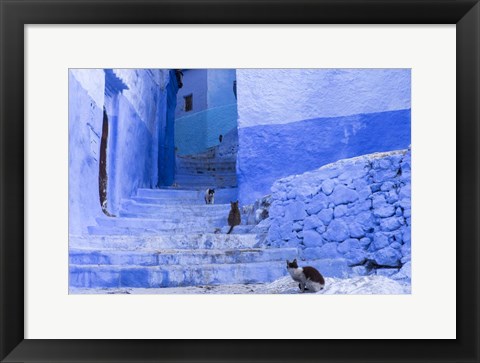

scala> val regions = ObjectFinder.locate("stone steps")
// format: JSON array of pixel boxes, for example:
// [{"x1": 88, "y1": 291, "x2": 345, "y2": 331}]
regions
[
  {"x1": 118, "y1": 210, "x2": 230, "y2": 219},
  {"x1": 70, "y1": 247, "x2": 296, "y2": 267},
  {"x1": 68, "y1": 253, "x2": 348, "y2": 289},
  {"x1": 87, "y1": 225, "x2": 255, "y2": 236},
  {"x1": 177, "y1": 157, "x2": 236, "y2": 164},
  {"x1": 75, "y1": 180, "x2": 287, "y2": 289},
  {"x1": 127, "y1": 200, "x2": 231, "y2": 209},
  {"x1": 177, "y1": 148, "x2": 217, "y2": 159},
  {"x1": 95, "y1": 216, "x2": 227, "y2": 230},
  {"x1": 120, "y1": 200, "x2": 231, "y2": 213},
  {"x1": 136, "y1": 188, "x2": 238, "y2": 200},
  {"x1": 70, "y1": 233, "x2": 260, "y2": 250},
  {"x1": 176, "y1": 160, "x2": 236, "y2": 169},
  {"x1": 69, "y1": 260, "x2": 293, "y2": 288},
  {"x1": 174, "y1": 175, "x2": 237, "y2": 188},
  {"x1": 131, "y1": 197, "x2": 204, "y2": 205}
]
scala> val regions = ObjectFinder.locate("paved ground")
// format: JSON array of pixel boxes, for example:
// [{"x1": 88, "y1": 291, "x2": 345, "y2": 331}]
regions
[{"x1": 70, "y1": 275, "x2": 411, "y2": 295}]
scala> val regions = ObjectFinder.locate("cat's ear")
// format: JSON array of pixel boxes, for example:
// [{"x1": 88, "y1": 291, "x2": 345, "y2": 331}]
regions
[{"x1": 293, "y1": 258, "x2": 297, "y2": 263}]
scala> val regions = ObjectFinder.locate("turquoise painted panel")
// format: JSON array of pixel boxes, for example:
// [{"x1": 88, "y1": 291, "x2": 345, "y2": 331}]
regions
[{"x1": 175, "y1": 103, "x2": 238, "y2": 156}]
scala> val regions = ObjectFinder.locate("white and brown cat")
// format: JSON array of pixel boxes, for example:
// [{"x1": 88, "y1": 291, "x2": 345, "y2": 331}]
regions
[{"x1": 286, "y1": 259, "x2": 325, "y2": 293}]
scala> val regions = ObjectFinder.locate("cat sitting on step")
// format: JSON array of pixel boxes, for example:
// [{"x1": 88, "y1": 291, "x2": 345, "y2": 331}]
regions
[
  {"x1": 204, "y1": 188, "x2": 215, "y2": 204},
  {"x1": 227, "y1": 201, "x2": 241, "y2": 234},
  {"x1": 286, "y1": 259, "x2": 325, "y2": 293}
]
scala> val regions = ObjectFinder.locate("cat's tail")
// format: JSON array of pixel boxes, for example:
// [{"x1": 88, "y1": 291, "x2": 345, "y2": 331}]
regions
[{"x1": 227, "y1": 225, "x2": 234, "y2": 234}]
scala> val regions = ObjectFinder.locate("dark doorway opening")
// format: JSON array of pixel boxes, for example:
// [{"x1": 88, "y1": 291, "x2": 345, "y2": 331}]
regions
[{"x1": 99, "y1": 107, "x2": 113, "y2": 216}]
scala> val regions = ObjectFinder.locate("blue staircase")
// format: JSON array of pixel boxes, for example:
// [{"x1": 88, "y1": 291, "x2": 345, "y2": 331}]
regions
[{"x1": 70, "y1": 187, "x2": 297, "y2": 289}]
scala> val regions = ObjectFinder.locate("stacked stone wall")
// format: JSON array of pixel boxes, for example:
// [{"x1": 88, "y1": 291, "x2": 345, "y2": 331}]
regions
[{"x1": 265, "y1": 148, "x2": 411, "y2": 279}]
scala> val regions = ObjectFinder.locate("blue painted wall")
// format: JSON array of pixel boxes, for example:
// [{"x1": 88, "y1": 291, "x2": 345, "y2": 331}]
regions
[
  {"x1": 69, "y1": 69, "x2": 169, "y2": 234},
  {"x1": 237, "y1": 69, "x2": 411, "y2": 128},
  {"x1": 175, "y1": 104, "x2": 238, "y2": 156},
  {"x1": 236, "y1": 69, "x2": 411, "y2": 204},
  {"x1": 69, "y1": 71, "x2": 105, "y2": 235},
  {"x1": 158, "y1": 70, "x2": 179, "y2": 186},
  {"x1": 238, "y1": 109, "x2": 411, "y2": 204},
  {"x1": 175, "y1": 69, "x2": 238, "y2": 156},
  {"x1": 175, "y1": 69, "x2": 208, "y2": 118},
  {"x1": 207, "y1": 69, "x2": 237, "y2": 108}
]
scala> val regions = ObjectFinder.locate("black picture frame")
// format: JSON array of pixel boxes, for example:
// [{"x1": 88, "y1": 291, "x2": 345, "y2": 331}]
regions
[{"x1": 1, "y1": 0, "x2": 479, "y2": 362}]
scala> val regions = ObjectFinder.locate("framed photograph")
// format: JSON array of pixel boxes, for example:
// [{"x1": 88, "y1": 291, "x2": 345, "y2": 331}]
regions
[{"x1": 1, "y1": 0, "x2": 478, "y2": 362}]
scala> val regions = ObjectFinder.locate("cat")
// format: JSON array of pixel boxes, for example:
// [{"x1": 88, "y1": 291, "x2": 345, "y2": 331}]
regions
[
  {"x1": 286, "y1": 259, "x2": 325, "y2": 293},
  {"x1": 204, "y1": 188, "x2": 215, "y2": 204},
  {"x1": 227, "y1": 200, "x2": 241, "y2": 234}
]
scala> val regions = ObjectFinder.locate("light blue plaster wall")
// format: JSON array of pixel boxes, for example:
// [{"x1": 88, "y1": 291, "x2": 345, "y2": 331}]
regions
[
  {"x1": 175, "y1": 104, "x2": 238, "y2": 156},
  {"x1": 236, "y1": 69, "x2": 411, "y2": 128},
  {"x1": 175, "y1": 69, "x2": 208, "y2": 118},
  {"x1": 69, "y1": 69, "x2": 168, "y2": 234},
  {"x1": 69, "y1": 70, "x2": 105, "y2": 235},
  {"x1": 236, "y1": 69, "x2": 411, "y2": 204},
  {"x1": 207, "y1": 69, "x2": 237, "y2": 108},
  {"x1": 175, "y1": 69, "x2": 238, "y2": 156}
]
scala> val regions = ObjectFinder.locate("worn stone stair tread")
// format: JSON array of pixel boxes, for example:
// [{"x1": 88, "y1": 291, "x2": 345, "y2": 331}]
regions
[
  {"x1": 69, "y1": 247, "x2": 297, "y2": 266},
  {"x1": 70, "y1": 233, "x2": 260, "y2": 250},
  {"x1": 118, "y1": 212, "x2": 229, "y2": 220},
  {"x1": 69, "y1": 260, "x2": 294, "y2": 288},
  {"x1": 87, "y1": 225, "x2": 255, "y2": 236},
  {"x1": 135, "y1": 187, "x2": 238, "y2": 198},
  {"x1": 75, "y1": 173, "x2": 272, "y2": 288},
  {"x1": 96, "y1": 216, "x2": 226, "y2": 225},
  {"x1": 120, "y1": 200, "x2": 230, "y2": 211}
]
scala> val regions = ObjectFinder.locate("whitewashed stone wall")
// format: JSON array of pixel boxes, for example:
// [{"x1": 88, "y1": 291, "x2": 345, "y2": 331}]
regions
[{"x1": 264, "y1": 148, "x2": 411, "y2": 279}]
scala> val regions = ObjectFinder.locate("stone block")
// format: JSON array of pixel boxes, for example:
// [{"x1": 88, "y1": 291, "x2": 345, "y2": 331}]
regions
[
  {"x1": 284, "y1": 201, "x2": 307, "y2": 221},
  {"x1": 359, "y1": 237, "x2": 372, "y2": 248},
  {"x1": 380, "y1": 217, "x2": 403, "y2": 232},
  {"x1": 303, "y1": 214, "x2": 324, "y2": 230},
  {"x1": 279, "y1": 222, "x2": 297, "y2": 240},
  {"x1": 381, "y1": 181, "x2": 396, "y2": 191},
  {"x1": 306, "y1": 193, "x2": 329, "y2": 215},
  {"x1": 324, "y1": 219, "x2": 350, "y2": 242},
  {"x1": 373, "y1": 205, "x2": 395, "y2": 218},
  {"x1": 334, "y1": 204, "x2": 348, "y2": 218},
  {"x1": 344, "y1": 250, "x2": 367, "y2": 266},
  {"x1": 337, "y1": 238, "x2": 361, "y2": 254},
  {"x1": 330, "y1": 185, "x2": 359, "y2": 205},
  {"x1": 321, "y1": 179, "x2": 335, "y2": 195},
  {"x1": 349, "y1": 222, "x2": 365, "y2": 238},
  {"x1": 318, "y1": 208, "x2": 334, "y2": 225},
  {"x1": 372, "y1": 193, "x2": 387, "y2": 208},
  {"x1": 347, "y1": 200, "x2": 372, "y2": 215},
  {"x1": 386, "y1": 190, "x2": 399, "y2": 204},
  {"x1": 303, "y1": 229, "x2": 324, "y2": 248},
  {"x1": 373, "y1": 247, "x2": 402, "y2": 267},
  {"x1": 372, "y1": 233, "x2": 390, "y2": 250}
]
